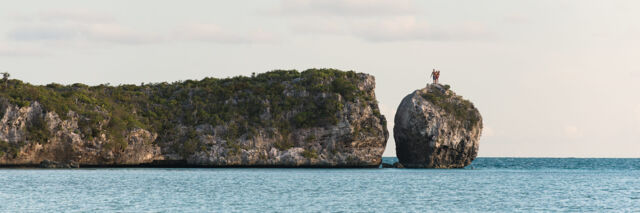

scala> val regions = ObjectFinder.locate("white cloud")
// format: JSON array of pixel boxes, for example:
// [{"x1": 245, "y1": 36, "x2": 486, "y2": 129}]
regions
[
  {"x1": 85, "y1": 24, "x2": 162, "y2": 44},
  {"x1": 176, "y1": 24, "x2": 280, "y2": 44},
  {"x1": 291, "y1": 18, "x2": 349, "y2": 35},
  {"x1": 7, "y1": 10, "x2": 163, "y2": 45},
  {"x1": 10, "y1": 9, "x2": 113, "y2": 24},
  {"x1": 352, "y1": 17, "x2": 490, "y2": 42},
  {"x1": 7, "y1": 10, "x2": 281, "y2": 47},
  {"x1": 7, "y1": 26, "x2": 76, "y2": 41},
  {"x1": 292, "y1": 16, "x2": 491, "y2": 42},
  {"x1": 277, "y1": 0, "x2": 491, "y2": 42},
  {"x1": 563, "y1": 125, "x2": 583, "y2": 138},
  {"x1": 276, "y1": 0, "x2": 417, "y2": 16},
  {"x1": 8, "y1": 24, "x2": 162, "y2": 45}
]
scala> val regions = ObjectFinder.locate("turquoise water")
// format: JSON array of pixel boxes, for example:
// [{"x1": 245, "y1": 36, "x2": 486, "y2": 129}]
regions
[{"x1": 1, "y1": 158, "x2": 639, "y2": 212}]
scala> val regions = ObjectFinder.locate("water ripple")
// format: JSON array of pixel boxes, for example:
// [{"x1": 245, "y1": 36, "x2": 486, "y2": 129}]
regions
[{"x1": 0, "y1": 158, "x2": 639, "y2": 212}]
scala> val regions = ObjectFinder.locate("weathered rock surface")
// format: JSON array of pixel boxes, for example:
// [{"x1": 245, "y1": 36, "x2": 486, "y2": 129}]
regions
[
  {"x1": 0, "y1": 100, "x2": 167, "y2": 167},
  {"x1": 0, "y1": 69, "x2": 388, "y2": 168},
  {"x1": 39, "y1": 159, "x2": 79, "y2": 168},
  {"x1": 394, "y1": 84, "x2": 482, "y2": 168}
]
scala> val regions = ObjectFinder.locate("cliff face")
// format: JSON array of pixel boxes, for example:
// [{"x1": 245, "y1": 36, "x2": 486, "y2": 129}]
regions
[
  {"x1": 0, "y1": 102, "x2": 160, "y2": 166},
  {"x1": 394, "y1": 84, "x2": 482, "y2": 168},
  {"x1": 0, "y1": 69, "x2": 388, "y2": 167}
]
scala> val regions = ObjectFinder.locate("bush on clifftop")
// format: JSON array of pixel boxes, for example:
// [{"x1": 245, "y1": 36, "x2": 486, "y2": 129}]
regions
[{"x1": 420, "y1": 85, "x2": 480, "y2": 130}]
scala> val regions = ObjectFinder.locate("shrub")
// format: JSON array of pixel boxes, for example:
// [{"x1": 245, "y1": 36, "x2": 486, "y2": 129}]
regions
[
  {"x1": 0, "y1": 140, "x2": 20, "y2": 158},
  {"x1": 331, "y1": 78, "x2": 357, "y2": 101},
  {"x1": 421, "y1": 86, "x2": 480, "y2": 130},
  {"x1": 302, "y1": 149, "x2": 318, "y2": 159},
  {"x1": 181, "y1": 138, "x2": 199, "y2": 158},
  {"x1": 274, "y1": 136, "x2": 294, "y2": 151},
  {"x1": 26, "y1": 115, "x2": 50, "y2": 144},
  {"x1": 225, "y1": 139, "x2": 243, "y2": 156},
  {"x1": 304, "y1": 135, "x2": 316, "y2": 143}
]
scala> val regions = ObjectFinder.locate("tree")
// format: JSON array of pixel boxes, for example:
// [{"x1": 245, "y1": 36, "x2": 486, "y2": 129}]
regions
[{"x1": 1, "y1": 72, "x2": 9, "y2": 88}]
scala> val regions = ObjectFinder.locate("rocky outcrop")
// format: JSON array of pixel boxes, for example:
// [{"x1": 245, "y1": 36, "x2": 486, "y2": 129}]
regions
[
  {"x1": 381, "y1": 163, "x2": 394, "y2": 168},
  {"x1": 380, "y1": 162, "x2": 404, "y2": 168},
  {"x1": 394, "y1": 84, "x2": 482, "y2": 168},
  {"x1": 0, "y1": 69, "x2": 388, "y2": 168},
  {"x1": 39, "y1": 159, "x2": 79, "y2": 168},
  {"x1": 0, "y1": 101, "x2": 163, "y2": 167}
]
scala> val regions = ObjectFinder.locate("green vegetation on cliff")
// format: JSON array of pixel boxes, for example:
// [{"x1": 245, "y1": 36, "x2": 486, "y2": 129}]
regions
[
  {"x1": 0, "y1": 69, "x2": 371, "y2": 151},
  {"x1": 420, "y1": 85, "x2": 480, "y2": 130},
  {"x1": 0, "y1": 140, "x2": 21, "y2": 158}
]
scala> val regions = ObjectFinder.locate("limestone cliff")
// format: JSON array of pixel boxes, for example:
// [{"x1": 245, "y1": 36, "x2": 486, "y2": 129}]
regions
[
  {"x1": 394, "y1": 84, "x2": 482, "y2": 168},
  {"x1": 0, "y1": 69, "x2": 388, "y2": 167}
]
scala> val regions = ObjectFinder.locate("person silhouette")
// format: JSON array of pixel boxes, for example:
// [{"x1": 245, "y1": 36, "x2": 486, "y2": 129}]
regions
[{"x1": 430, "y1": 69, "x2": 438, "y2": 84}]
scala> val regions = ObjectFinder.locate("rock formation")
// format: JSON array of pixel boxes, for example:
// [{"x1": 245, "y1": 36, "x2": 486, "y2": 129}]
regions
[
  {"x1": 394, "y1": 84, "x2": 482, "y2": 168},
  {"x1": 0, "y1": 69, "x2": 388, "y2": 168}
]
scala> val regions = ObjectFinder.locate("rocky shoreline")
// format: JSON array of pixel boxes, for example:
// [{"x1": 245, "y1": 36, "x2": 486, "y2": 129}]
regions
[{"x1": 1, "y1": 160, "x2": 387, "y2": 168}]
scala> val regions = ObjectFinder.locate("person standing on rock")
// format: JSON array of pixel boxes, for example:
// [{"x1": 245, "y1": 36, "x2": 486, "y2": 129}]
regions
[
  {"x1": 430, "y1": 69, "x2": 440, "y2": 85},
  {"x1": 431, "y1": 69, "x2": 437, "y2": 85}
]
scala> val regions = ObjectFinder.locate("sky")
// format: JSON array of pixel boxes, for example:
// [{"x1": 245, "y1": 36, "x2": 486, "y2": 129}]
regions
[{"x1": 1, "y1": 0, "x2": 639, "y2": 157}]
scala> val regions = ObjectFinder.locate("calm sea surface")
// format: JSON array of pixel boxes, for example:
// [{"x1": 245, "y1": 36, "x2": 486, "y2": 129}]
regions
[{"x1": 1, "y1": 158, "x2": 639, "y2": 212}]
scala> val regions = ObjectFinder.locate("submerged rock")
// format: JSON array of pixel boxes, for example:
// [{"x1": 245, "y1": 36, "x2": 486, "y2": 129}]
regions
[
  {"x1": 394, "y1": 84, "x2": 482, "y2": 168},
  {"x1": 0, "y1": 69, "x2": 388, "y2": 168},
  {"x1": 39, "y1": 160, "x2": 79, "y2": 168},
  {"x1": 381, "y1": 163, "x2": 394, "y2": 168},
  {"x1": 392, "y1": 162, "x2": 404, "y2": 168},
  {"x1": 380, "y1": 162, "x2": 404, "y2": 168}
]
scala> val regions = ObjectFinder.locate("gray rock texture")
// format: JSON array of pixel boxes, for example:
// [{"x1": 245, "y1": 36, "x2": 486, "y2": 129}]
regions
[
  {"x1": 394, "y1": 84, "x2": 482, "y2": 168},
  {"x1": 0, "y1": 70, "x2": 388, "y2": 168},
  {"x1": 0, "y1": 102, "x2": 162, "y2": 166}
]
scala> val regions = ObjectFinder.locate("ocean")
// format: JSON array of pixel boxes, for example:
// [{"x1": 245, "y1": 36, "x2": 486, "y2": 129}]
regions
[{"x1": 1, "y1": 157, "x2": 639, "y2": 212}]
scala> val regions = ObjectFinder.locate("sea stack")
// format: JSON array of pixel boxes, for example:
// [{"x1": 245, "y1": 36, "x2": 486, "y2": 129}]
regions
[
  {"x1": 394, "y1": 84, "x2": 482, "y2": 168},
  {"x1": 0, "y1": 69, "x2": 388, "y2": 168}
]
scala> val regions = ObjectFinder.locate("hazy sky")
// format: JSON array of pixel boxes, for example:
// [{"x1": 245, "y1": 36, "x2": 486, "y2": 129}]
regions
[{"x1": 1, "y1": 0, "x2": 639, "y2": 157}]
